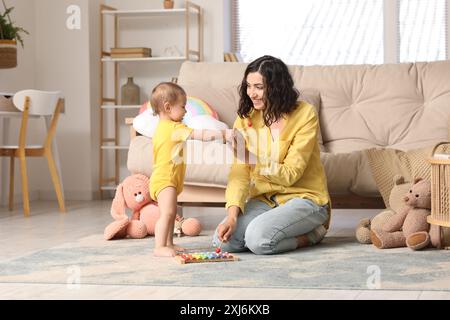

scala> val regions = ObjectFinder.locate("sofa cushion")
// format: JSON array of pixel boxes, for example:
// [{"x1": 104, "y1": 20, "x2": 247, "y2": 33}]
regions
[
  {"x1": 182, "y1": 85, "x2": 240, "y2": 128},
  {"x1": 299, "y1": 89, "x2": 324, "y2": 151},
  {"x1": 178, "y1": 61, "x2": 249, "y2": 88},
  {"x1": 320, "y1": 151, "x2": 378, "y2": 197},
  {"x1": 293, "y1": 61, "x2": 450, "y2": 153}
]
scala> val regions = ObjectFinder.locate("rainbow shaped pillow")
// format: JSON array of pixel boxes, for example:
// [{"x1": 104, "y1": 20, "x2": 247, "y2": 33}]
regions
[
  {"x1": 184, "y1": 96, "x2": 218, "y2": 120},
  {"x1": 140, "y1": 97, "x2": 218, "y2": 120}
]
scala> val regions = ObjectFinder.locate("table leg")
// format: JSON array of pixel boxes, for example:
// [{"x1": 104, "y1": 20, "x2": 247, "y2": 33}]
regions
[
  {"x1": 1, "y1": 118, "x2": 10, "y2": 206},
  {"x1": 44, "y1": 117, "x2": 65, "y2": 201}
]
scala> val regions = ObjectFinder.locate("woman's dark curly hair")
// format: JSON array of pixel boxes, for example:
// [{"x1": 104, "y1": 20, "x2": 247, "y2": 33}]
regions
[{"x1": 238, "y1": 55, "x2": 299, "y2": 126}]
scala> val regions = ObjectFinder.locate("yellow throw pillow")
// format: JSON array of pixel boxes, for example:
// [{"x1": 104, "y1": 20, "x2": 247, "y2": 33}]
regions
[
  {"x1": 365, "y1": 147, "x2": 434, "y2": 207},
  {"x1": 365, "y1": 144, "x2": 450, "y2": 207}
]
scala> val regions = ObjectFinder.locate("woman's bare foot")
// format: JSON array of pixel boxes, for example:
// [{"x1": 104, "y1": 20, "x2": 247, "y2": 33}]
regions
[
  {"x1": 153, "y1": 246, "x2": 176, "y2": 257},
  {"x1": 296, "y1": 235, "x2": 310, "y2": 248},
  {"x1": 297, "y1": 225, "x2": 327, "y2": 249}
]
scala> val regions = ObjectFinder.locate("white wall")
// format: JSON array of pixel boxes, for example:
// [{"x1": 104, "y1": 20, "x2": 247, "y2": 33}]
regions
[
  {"x1": 196, "y1": 0, "x2": 225, "y2": 62},
  {"x1": 89, "y1": 0, "x2": 101, "y2": 199},
  {"x1": 223, "y1": 0, "x2": 231, "y2": 52},
  {"x1": 31, "y1": 0, "x2": 95, "y2": 200},
  {"x1": 1, "y1": 0, "x2": 97, "y2": 203}
]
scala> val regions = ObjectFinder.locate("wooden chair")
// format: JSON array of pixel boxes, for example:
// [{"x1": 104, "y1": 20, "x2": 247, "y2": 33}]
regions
[{"x1": 0, "y1": 90, "x2": 65, "y2": 216}]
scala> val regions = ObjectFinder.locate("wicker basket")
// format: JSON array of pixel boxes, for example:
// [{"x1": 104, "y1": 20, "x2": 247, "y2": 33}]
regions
[
  {"x1": 0, "y1": 40, "x2": 18, "y2": 69},
  {"x1": 428, "y1": 142, "x2": 450, "y2": 248}
]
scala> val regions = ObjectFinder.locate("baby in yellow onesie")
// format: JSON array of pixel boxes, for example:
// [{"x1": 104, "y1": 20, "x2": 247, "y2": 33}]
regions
[{"x1": 149, "y1": 82, "x2": 233, "y2": 257}]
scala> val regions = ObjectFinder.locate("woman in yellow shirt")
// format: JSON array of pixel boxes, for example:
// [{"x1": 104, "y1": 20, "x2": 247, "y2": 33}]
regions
[{"x1": 214, "y1": 55, "x2": 331, "y2": 255}]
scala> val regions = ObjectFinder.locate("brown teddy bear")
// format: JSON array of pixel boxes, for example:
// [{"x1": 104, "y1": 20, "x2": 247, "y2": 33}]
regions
[
  {"x1": 356, "y1": 175, "x2": 411, "y2": 244},
  {"x1": 370, "y1": 178, "x2": 437, "y2": 250}
]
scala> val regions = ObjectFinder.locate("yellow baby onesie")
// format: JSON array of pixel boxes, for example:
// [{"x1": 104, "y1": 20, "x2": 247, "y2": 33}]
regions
[{"x1": 149, "y1": 119, "x2": 193, "y2": 201}]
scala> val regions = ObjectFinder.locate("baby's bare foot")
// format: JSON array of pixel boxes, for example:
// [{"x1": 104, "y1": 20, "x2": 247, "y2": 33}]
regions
[
  {"x1": 169, "y1": 244, "x2": 186, "y2": 253},
  {"x1": 153, "y1": 246, "x2": 176, "y2": 257}
]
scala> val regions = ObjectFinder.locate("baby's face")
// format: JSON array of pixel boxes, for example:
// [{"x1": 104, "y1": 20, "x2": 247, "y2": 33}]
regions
[{"x1": 169, "y1": 96, "x2": 187, "y2": 122}]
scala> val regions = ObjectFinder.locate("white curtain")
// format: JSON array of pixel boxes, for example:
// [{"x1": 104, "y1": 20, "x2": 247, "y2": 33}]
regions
[
  {"x1": 232, "y1": 0, "x2": 448, "y2": 65},
  {"x1": 399, "y1": 0, "x2": 447, "y2": 62}
]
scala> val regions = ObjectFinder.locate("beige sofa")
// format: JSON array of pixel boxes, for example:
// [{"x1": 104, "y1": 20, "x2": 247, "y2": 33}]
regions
[{"x1": 127, "y1": 60, "x2": 450, "y2": 209}]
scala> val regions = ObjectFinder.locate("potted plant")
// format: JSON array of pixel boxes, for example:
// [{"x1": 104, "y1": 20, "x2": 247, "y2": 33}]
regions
[{"x1": 0, "y1": 0, "x2": 29, "y2": 68}]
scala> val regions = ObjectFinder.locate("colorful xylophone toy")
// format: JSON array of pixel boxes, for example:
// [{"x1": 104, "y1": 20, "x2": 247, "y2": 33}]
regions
[{"x1": 176, "y1": 251, "x2": 239, "y2": 264}]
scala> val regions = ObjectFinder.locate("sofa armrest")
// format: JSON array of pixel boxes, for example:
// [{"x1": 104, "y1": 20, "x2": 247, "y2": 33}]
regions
[
  {"x1": 125, "y1": 117, "x2": 137, "y2": 139},
  {"x1": 448, "y1": 115, "x2": 450, "y2": 141}
]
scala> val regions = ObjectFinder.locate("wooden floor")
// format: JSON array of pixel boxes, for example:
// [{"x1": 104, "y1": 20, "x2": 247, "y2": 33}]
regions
[{"x1": 1, "y1": 200, "x2": 449, "y2": 300}]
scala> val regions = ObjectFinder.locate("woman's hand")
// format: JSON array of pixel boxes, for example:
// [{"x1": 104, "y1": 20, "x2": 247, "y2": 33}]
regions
[
  {"x1": 217, "y1": 218, "x2": 236, "y2": 242},
  {"x1": 231, "y1": 128, "x2": 243, "y2": 146},
  {"x1": 217, "y1": 206, "x2": 240, "y2": 242},
  {"x1": 223, "y1": 129, "x2": 243, "y2": 146},
  {"x1": 226, "y1": 129, "x2": 255, "y2": 166}
]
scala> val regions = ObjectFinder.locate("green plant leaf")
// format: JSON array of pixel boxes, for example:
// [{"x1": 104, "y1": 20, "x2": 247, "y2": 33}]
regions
[{"x1": 0, "y1": 1, "x2": 28, "y2": 47}]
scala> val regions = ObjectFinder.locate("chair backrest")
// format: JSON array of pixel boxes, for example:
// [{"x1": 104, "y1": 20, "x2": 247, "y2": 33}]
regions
[{"x1": 13, "y1": 90, "x2": 63, "y2": 116}]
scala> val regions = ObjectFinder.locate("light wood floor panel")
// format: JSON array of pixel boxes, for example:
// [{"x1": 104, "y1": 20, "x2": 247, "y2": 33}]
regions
[{"x1": 355, "y1": 290, "x2": 421, "y2": 300}]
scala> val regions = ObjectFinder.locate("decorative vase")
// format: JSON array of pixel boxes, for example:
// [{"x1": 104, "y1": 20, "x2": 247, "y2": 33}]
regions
[
  {"x1": 121, "y1": 77, "x2": 140, "y2": 105},
  {"x1": 0, "y1": 40, "x2": 17, "y2": 69},
  {"x1": 163, "y1": 0, "x2": 174, "y2": 9}
]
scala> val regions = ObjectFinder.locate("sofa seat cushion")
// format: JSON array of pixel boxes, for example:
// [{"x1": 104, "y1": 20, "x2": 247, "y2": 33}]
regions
[
  {"x1": 127, "y1": 136, "x2": 379, "y2": 196},
  {"x1": 321, "y1": 151, "x2": 377, "y2": 197}
]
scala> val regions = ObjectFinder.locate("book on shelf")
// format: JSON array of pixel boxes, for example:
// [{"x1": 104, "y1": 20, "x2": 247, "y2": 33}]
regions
[
  {"x1": 111, "y1": 53, "x2": 152, "y2": 58},
  {"x1": 111, "y1": 47, "x2": 152, "y2": 55},
  {"x1": 110, "y1": 47, "x2": 152, "y2": 58}
]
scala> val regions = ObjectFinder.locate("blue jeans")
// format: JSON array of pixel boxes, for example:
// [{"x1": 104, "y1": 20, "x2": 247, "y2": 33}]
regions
[{"x1": 213, "y1": 198, "x2": 329, "y2": 255}]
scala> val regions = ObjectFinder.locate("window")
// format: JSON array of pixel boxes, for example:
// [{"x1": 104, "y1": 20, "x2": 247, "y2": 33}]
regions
[
  {"x1": 232, "y1": 0, "x2": 448, "y2": 65},
  {"x1": 399, "y1": 0, "x2": 447, "y2": 62}
]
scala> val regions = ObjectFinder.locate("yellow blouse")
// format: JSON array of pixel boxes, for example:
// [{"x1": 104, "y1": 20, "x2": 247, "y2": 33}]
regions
[
  {"x1": 149, "y1": 119, "x2": 193, "y2": 201},
  {"x1": 225, "y1": 101, "x2": 330, "y2": 213}
]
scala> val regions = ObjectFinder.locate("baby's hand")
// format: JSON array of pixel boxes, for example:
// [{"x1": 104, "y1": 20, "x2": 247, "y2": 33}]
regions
[
  {"x1": 223, "y1": 129, "x2": 235, "y2": 144},
  {"x1": 232, "y1": 129, "x2": 246, "y2": 150}
]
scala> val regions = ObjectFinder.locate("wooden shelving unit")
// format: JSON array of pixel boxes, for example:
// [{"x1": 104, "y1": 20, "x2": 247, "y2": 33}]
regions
[{"x1": 99, "y1": 1, "x2": 203, "y2": 198}]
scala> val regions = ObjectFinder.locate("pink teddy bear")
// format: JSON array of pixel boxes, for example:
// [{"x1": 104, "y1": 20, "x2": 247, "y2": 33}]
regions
[
  {"x1": 104, "y1": 174, "x2": 202, "y2": 240},
  {"x1": 104, "y1": 174, "x2": 156, "y2": 240}
]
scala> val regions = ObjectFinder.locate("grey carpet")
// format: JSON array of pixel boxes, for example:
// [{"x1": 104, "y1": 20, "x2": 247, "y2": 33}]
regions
[{"x1": 1, "y1": 233, "x2": 449, "y2": 290}]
